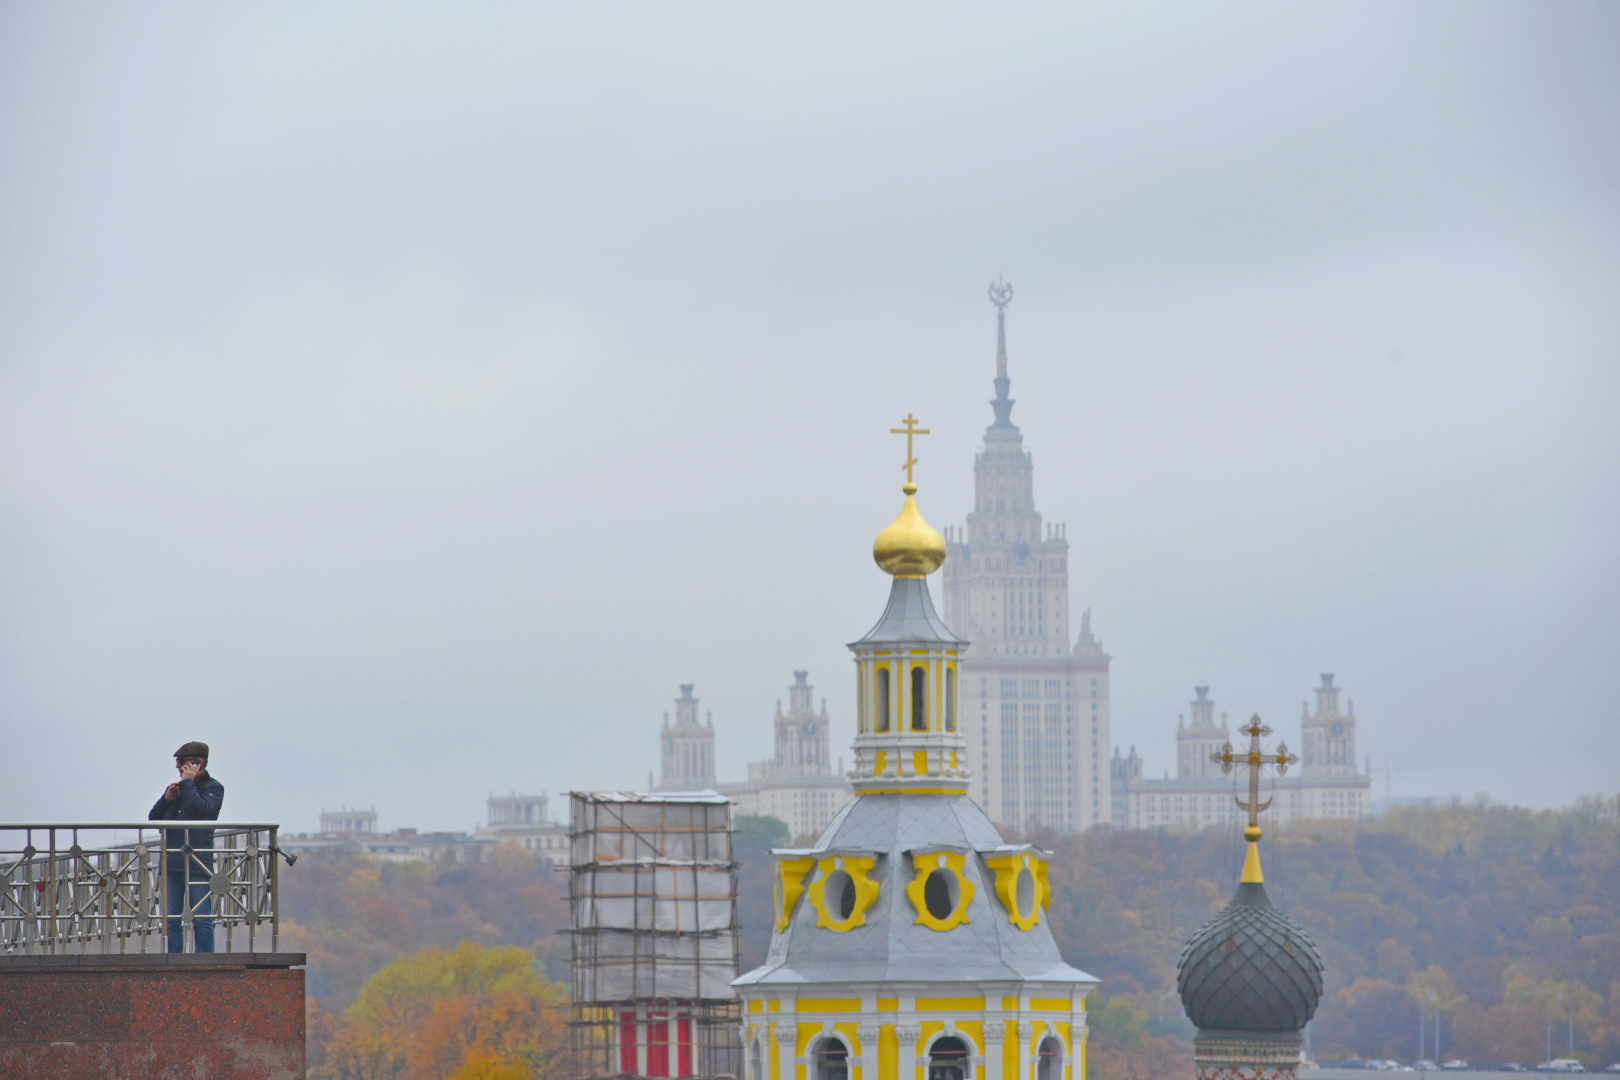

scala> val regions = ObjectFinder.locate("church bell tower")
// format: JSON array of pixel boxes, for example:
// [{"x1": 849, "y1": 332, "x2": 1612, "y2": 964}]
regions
[{"x1": 734, "y1": 415, "x2": 1098, "y2": 1080}]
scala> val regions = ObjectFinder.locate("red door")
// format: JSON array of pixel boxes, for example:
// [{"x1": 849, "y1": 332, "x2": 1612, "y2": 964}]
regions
[
  {"x1": 647, "y1": 1012, "x2": 670, "y2": 1077},
  {"x1": 620, "y1": 1012, "x2": 639, "y2": 1075}
]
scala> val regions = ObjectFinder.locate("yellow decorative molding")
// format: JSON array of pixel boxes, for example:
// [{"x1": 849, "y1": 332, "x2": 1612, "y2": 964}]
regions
[
  {"x1": 798, "y1": 998, "x2": 863, "y2": 1014},
  {"x1": 985, "y1": 851, "x2": 1050, "y2": 931},
  {"x1": 915, "y1": 997, "x2": 987, "y2": 1011},
  {"x1": 774, "y1": 855, "x2": 816, "y2": 932},
  {"x1": 807, "y1": 855, "x2": 881, "y2": 932},
  {"x1": 905, "y1": 850, "x2": 976, "y2": 931}
]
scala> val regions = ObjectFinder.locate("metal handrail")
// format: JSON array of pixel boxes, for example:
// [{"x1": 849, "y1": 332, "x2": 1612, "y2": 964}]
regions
[
  {"x1": 3, "y1": 822, "x2": 286, "y2": 829},
  {"x1": 1, "y1": 822, "x2": 289, "y2": 956}
]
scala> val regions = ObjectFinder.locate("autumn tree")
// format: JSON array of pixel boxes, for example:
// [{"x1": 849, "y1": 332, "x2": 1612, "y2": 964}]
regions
[{"x1": 313, "y1": 942, "x2": 567, "y2": 1080}]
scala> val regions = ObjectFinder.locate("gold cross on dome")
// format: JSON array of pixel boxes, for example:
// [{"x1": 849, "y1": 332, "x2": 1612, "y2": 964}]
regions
[
  {"x1": 1212, "y1": 715, "x2": 1299, "y2": 829},
  {"x1": 890, "y1": 413, "x2": 930, "y2": 485}
]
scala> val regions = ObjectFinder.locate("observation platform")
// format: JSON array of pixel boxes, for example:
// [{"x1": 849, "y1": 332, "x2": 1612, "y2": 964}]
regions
[{"x1": 1, "y1": 822, "x2": 305, "y2": 1080}]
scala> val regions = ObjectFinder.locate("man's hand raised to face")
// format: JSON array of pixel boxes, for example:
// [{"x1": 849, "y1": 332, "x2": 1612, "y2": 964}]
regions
[{"x1": 167, "y1": 758, "x2": 203, "y2": 799}]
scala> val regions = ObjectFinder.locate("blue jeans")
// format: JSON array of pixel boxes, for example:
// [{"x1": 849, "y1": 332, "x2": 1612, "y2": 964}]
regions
[{"x1": 166, "y1": 870, "x2": 214, "y2": 953}]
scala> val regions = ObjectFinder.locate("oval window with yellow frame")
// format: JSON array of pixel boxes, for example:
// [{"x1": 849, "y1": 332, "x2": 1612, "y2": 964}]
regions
[{"x1": 905, "y1": 849, "x2": 976, "y2": 931}]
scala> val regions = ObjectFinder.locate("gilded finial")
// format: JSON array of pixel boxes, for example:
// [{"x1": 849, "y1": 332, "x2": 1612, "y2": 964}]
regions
[{"x1": 873, "y1": 414, "x2": 946, "y2": 577}]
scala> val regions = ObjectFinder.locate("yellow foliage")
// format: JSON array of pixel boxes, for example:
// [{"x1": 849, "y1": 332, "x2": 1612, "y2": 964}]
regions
[
  {"x1": 1502, "y1": 969, "x2": 1604, "y2": 1022},
  {"x1": 1407, "y1": 965, "x2": 1464, "y2": 1011},
  {"x1": 350, "y1": 941, "x2": 558, "y2": 1026},
  {"x1": 348, "y1": 864, "x2": 384, "y2": 891},
  {"x1": 313, "y1": 942, "x2": 567, "y2": 1080},
  {"x1": 450, "y1": 1050, "x2": 530, "y2": 1080}
]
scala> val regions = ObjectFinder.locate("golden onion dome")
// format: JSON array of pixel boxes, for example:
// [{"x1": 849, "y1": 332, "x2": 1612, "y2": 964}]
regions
[{"x1": 873, "y1": 481, "x2": 947, "y2": 578}]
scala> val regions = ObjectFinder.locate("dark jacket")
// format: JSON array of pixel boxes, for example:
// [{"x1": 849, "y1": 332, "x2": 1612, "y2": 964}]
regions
[{"x1": 148, "y1": 774, "x2": 225, "y2": 872}]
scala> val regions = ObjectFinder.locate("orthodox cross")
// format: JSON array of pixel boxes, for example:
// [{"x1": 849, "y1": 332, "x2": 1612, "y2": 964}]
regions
[
  {"x1": 890, "y1": 413, "x2": 930, "y2": 485},
  {"x1": 1212, "y1": 715, "x2": 1298, "y2": 829}
]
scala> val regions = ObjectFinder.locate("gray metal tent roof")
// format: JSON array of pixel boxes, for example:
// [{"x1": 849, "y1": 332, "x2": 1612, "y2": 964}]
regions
[{"x1": 851, "y1": 577, "x2": 965, "y2": 647}]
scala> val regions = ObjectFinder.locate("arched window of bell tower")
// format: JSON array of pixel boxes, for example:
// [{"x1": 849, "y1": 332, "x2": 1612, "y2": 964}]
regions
[
  {"x1": 812, "y1": 1037, "x2": 849, "y2": 1080},
  {"x1": 877, "y1": 668, "x2": 891, "y2": 732},
  {"x1": 1036, "y1": 1036, "x2": 1064, "y2": 1080},
  {"x1": 928, "y1": 1036, "x2": 970, "y2": 1080},
  {"x1": 911, "y1": 666, "x2": 927, "y2": 730}
]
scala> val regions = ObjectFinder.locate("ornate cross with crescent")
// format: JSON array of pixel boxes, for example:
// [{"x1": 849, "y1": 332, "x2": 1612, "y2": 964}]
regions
[{"x1": 1212, "y1": 716, "x2": 1299, "y2": 829}]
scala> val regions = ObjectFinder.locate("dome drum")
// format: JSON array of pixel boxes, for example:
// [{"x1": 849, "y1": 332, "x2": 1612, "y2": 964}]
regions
[{"x1": 1189, "y1": 1029, "x2": 1307, "y2": 1080}]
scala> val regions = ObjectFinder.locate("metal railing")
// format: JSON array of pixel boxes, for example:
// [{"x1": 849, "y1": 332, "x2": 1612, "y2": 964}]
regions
[{"x1": 0, "y1": 823, "x2": 292, "y2": 955}]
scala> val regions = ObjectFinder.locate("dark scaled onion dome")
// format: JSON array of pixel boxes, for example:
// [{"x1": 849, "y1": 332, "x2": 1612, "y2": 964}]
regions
[{"x1": 1176, "y1": 880, "x2": 1324, "y2": 1032}]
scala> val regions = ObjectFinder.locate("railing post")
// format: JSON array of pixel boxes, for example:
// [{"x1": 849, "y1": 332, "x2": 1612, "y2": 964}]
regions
[
  {"x1": 47, "y1": 827, "x2": 58, "y2": 956},
  {"x1": 269, "y1": 825, "x2": 279, "y2": 952}
]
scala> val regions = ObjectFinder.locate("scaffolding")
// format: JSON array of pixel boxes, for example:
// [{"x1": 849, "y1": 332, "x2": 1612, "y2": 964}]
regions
[{"x1": 569, "y1": 792, "x2": 740, "y2": 1080}]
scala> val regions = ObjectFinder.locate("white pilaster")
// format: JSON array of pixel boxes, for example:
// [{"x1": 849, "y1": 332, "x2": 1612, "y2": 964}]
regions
[
  {"x1": 779, "y1": 1023, "x2": 800, "y2": 1080},
  {"x1": 898, "y1": 1024, "x2": 922, "y2": 1080},
  {"x1": 1015, "y1": 1020, "x2": 1034, "y2": 1080},
  {"x1": 858, "y1": 1024, "x2": 881, "y2": 1080},
  {"x1": 983, "y1": 1021, "x2": 1006, "y2": 1080}
]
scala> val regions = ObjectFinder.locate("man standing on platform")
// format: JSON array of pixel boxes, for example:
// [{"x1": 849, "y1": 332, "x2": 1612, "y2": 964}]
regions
[{"x1": 148, "y1": 741, "x2": 224, "y2": 952}]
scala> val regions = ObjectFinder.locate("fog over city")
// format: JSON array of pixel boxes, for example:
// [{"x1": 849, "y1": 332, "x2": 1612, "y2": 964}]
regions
[{"x1": 2, "y1": 4, "x2": 1615, "y2": 832}]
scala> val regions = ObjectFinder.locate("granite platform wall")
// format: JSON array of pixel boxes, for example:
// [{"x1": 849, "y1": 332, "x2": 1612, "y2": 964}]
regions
[{"x1": 0, "y1": 952, "x2": 305, "y2": 1080}]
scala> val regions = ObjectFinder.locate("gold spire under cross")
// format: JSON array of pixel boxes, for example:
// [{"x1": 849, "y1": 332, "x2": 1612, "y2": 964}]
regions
[
  {"x1": 1212, "y1": 715, "x2": 1298, "y2": 883},
  {"x1": 890, "y1": 413, "x2": 930, "y2": 486}
]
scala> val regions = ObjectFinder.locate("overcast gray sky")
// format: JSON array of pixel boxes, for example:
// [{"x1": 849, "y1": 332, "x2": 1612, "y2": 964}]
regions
[{"x1": 2, "y1": 3, "x2": 1616, "y2": 832}]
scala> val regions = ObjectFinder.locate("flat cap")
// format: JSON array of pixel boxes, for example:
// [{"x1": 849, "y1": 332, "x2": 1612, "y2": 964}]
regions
[{"x1": 174, "y1": 741, "x2": 210, "y2": 761}]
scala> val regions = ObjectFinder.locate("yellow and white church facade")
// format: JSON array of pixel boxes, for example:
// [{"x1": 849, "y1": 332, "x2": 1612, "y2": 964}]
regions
[{"x1": 733, "y1": 426, "x2": 1099, "y2": 1080}]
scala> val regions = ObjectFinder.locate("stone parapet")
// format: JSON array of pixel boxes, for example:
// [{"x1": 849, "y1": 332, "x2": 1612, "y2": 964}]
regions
[{"x1": 0, "y1": 952, "x2": 306, "y2": 1080}]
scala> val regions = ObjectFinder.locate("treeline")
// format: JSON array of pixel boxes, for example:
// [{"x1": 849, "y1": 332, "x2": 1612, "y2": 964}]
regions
[
  {"x1": 1024, "y1": 795, "x2": 1620, "y2": 1070},
  {"x1": 282, "y1": 844, "x2": 572, "y2": 1007},
  {"x1": 285, "y1": 797, "x2": 1619, "y2": 1078}
]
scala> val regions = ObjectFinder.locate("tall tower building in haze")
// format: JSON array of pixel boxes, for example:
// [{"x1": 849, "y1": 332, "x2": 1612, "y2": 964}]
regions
[
  {"x1": 1111, "y1": 678, "x2": 1371, "y2": 828},
  {"x1": 717, "y1": 671, "x2": 854, "y2": 838},
  {"x1": 1299, "y1": 673, "x2": 1358, "y2": 777},
  {"x1": 1176, "y1": 687, "x2": 1231, "y2": 779},
  {"x1": 942, "y1": 282, "x2": 1113, "y2": 831},
  {"x1": 656, "y1": 684, "x2": 717, "y2": 791}
]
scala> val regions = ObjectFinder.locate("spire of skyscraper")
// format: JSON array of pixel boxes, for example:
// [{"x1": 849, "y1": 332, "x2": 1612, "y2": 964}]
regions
[
  {"x1": 944, "y1": 282, "x2": 1113, "y2": 832},
  {"x1": 988, "y1": 278, "x2": 1016, "y2": 428}
]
